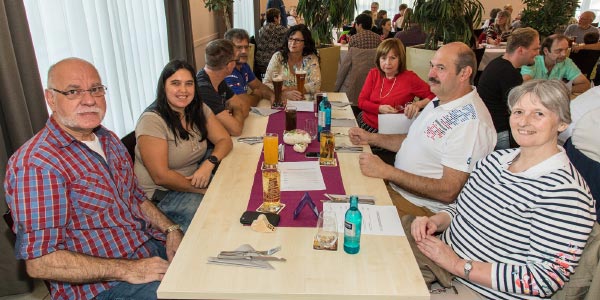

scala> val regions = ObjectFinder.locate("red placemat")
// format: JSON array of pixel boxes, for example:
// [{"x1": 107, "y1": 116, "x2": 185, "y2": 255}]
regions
[{"x1": 246, "y1": 110, "x2": 346, "y2": 227}]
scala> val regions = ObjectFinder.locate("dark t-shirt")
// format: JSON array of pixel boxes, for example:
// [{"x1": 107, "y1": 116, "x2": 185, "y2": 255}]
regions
[
  {"x1": 477, "y1": 56, "x2": 522, "y2": 133},
  {"x1": 196, "y1": 69, "x2": 235, "y2": 115}
]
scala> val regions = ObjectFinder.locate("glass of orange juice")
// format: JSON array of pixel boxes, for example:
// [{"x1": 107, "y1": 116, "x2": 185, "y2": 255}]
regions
[{"x1": 263, "y1": 133, "x2": 279, "y2": 166}]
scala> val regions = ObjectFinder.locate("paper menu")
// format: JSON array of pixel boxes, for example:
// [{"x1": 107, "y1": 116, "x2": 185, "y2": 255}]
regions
[
  {"x1": 378, "y1": 114, "x2": 414, "y2": 134},
  {"x1": 322, "y1": 203, "x2": 405, "y2": 236},
  {"x1": 286, "y1": 100, "x2": 315, "y2": 112},
  {"x1": 279, "y1": 161, "x2": 326, "y2": 191}
]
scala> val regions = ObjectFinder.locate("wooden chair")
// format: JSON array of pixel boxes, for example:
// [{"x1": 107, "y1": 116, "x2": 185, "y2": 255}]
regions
[
  {"x1": 473, "y1": 47, "x2": 486, "y2": 85},
  {"x1": 120, "y1": 131, "x2": 136, "y2": 161},
  {"x1": 569, "y1": 49, "x2": 600, "y2": 80}
]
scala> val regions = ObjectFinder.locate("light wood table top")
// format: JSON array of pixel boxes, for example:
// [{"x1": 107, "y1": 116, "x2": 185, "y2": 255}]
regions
[{"x1": 157, "y1": 93, "x2": 430, "y2": 300}]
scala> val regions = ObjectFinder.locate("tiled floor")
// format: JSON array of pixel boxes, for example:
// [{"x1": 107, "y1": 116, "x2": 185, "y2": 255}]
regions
[{"x1": 0, "y1": 280, "x2": 49, "y2": 300}]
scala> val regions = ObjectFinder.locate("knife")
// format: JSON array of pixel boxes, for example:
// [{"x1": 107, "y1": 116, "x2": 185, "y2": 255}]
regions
[
  {"x1": 217, "y1": 254, "x2": 287, "y2": 262},
  {"x1": 323, "y1": 194, "x2": 376, "y2": 205}
]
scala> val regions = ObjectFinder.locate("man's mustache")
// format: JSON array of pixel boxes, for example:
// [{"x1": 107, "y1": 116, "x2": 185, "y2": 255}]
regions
[{"x1": 428, "y1": 77, "x2": 440, "y2": 84}]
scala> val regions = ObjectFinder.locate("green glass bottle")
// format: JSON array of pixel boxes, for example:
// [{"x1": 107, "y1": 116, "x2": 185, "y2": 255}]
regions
[{"x1": 343, "y1": 195, "x2": 362, "y2": 254}]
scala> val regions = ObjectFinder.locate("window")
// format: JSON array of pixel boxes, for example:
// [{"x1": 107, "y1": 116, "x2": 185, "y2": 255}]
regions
[
  {"x1": 24, "y1": 0, "x2": 169, "y2": 137},
  {"x1": 233, "y1": 1, "x2": 256, "y2": 37},
  {"x1": 356, "y1": 0, "x2": 414, "y2": 16}
]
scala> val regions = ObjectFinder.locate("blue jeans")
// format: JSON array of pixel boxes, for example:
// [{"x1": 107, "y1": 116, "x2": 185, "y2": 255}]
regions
[
  {"x1": 153, "y1": 190, "x2": 204, "y2": 232},
  {"x1": 95, "y1": 239, "x2": 166, "y2": 300}
]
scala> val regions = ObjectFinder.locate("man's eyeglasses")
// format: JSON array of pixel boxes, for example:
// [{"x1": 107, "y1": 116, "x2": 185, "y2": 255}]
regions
[
  {"x1": 288, "y1": 38, "x2": 305, "y2": 44},
  {"x1": 235, "y1": 45, "x2": 250, "y2": 50},
  {"x1": 49, "y1": 85, "x2": 108, "y2": 100}
]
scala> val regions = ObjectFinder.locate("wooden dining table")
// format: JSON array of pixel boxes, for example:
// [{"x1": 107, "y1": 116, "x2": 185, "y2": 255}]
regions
[{"x1": 157, "y1": 93, "x2": 430, "y2": 300}]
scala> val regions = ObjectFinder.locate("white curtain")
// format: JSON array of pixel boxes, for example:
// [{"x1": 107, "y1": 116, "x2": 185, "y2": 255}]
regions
[
  {"x1": 24, "y1": 0, "x2": 169, "y2": 137},
  {"x1": 233, "y1": 1, "x2": 255, "y2": 37},
  {"x1": 356, "y1": 0, "x2": 414, "y2": 15}
]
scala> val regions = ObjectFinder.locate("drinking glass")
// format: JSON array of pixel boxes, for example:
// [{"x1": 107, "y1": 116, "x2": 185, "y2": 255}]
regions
[
  {"x1": 305, "y1": 119, "x2": 317, "y2": 140},
  {"x1": 295, "y1": 68, "x2": 307, "y2": 95},
  {"x1": 319, "y1": 131, "x2": 335, "y2": 166},
  {"x1": 263, "y1": 133, "x2": 279, "y2": 166},
  {"x1": 285, "y1": 106, "x2": 297, "y2": 131},
  {"x1": 315, "y1": 211, "x2": 338, "y2": 249},
  {"x1": 272, "y1": 71, "x2": 284, "y2": 108}
]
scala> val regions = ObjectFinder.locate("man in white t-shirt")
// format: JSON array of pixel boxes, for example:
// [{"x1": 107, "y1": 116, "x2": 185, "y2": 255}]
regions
[{"x1": 349, "y1": 42, "x2": 496, "y2": 216}]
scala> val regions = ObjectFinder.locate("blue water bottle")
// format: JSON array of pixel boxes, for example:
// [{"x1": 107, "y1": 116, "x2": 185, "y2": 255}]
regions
[
  {"x1": 344, "y1": 195, "x2": 362, "y2": 254},
  {"x1": 317, "y1": 93, "x2": 331, "y2": 141}
]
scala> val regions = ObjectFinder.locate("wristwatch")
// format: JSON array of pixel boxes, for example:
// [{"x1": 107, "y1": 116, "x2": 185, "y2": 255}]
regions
[
  {"x1": 165, "y1": 224, "x2": 182, "y2": 234},
  {"x1": 464, "y1": 260, "x2": 473, "y2": 280},
  {"x1": 207, "y1": 155, "x2": 220, "y2": 167}
]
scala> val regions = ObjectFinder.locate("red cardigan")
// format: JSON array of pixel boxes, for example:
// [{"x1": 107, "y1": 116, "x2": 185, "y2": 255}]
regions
[{"x1": 358, "y1": 68, "x2": 435, "y2": 129}]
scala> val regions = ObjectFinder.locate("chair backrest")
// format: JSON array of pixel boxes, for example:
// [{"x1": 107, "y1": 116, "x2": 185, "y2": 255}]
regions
[
  {"x1": 564, "y1": 138, "x2": 600, "y2": 222},
  {"x1": 569, "y1": 50, "x2": 600, "y2": 80},
  {"x1": 334, "y1": 47, "x2": 377, "y2": 106},
  {"x1": 121, "y1": 131, "x2": 136, "y2": 161},
  {"x1": 3, "y1": 209, "x2": 14, "y2": 237}
]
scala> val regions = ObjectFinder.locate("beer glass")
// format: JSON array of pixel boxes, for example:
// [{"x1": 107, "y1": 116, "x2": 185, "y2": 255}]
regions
[
  {"x1": 319, "y1": 131, "x2": 335, "y2": 166},
  {"x1": 295, "y1": 69, "x2": 307, "y2": 95},
  {"x1": 273, "y1": 73, "x2": 284, "y2": 108}
]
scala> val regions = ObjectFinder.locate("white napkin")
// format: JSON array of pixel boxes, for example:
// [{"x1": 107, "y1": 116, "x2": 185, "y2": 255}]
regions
[{"x1": 251, "y1": 107, "x2": 280, "y2": 117}]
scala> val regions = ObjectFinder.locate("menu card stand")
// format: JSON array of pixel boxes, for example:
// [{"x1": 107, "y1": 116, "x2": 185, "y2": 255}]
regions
[{"x1": 293, "y1": 192, "x2": 319, "y2": 220}]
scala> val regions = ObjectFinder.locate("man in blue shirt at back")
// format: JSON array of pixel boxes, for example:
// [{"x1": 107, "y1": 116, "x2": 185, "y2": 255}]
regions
[{"x1": 224, "y1": 29, "x2": 275, "y2": 107}]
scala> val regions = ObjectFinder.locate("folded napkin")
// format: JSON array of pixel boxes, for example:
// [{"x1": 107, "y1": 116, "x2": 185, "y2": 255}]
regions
[
  {"x1": 331, "y1": 118, "x2": 357, "y2": 127},
  {"x1": 251, "y1": 107, "x2": 280, "y2": 117},
  {"x1": 207, "y1": 244, "x2": 275, "y2": 270}
]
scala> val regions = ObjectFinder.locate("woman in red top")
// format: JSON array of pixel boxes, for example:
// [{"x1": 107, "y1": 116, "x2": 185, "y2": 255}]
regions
[{"x1": 357, "y1": 39, "x2": 435, "y2": 132}]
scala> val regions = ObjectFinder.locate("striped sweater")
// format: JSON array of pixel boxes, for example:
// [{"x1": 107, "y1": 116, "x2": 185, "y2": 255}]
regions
[{"x1": 441, "y1": 148, "x2": 596, "y2": 299}]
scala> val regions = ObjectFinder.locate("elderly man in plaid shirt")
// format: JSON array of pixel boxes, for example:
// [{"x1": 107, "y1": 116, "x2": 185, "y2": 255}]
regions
[{"x1": 4, "y1": 58, "x2": 183, "y2": 300}]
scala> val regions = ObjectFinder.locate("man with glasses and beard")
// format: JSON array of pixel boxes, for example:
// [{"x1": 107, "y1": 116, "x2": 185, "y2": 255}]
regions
[
  {"x1": 224, "y1": 28, "x2": 275, "y2": 107},
  {"x1": 521, "y1": 34, "x2": 590, "y2": 93}
]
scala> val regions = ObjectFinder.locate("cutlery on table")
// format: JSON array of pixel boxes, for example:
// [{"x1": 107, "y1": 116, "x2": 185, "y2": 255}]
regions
[
  {"x1": 219, "y1": 246, "x2": 281, "y2": 256},
  {"x1": 216, "y1": 255, "x2": 287, "y2": 262},
  {"x1": 323, "y1": 194, "x2": 375, "y2": 205}
]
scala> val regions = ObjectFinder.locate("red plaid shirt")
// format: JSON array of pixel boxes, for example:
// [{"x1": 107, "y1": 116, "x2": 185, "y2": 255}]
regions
[{"x1": 4, "y1": 118, "x2": 164, "y2": 300}]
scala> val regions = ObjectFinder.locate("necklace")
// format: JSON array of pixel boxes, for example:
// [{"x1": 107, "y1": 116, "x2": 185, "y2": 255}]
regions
[{"x1": 379, "y1": 76, "x2": 397, "y2": 98}]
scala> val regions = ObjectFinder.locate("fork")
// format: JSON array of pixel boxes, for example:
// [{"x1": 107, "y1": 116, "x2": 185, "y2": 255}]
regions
[{"x1": 219, "y1": 246, "x2": 281, "y2": 256}]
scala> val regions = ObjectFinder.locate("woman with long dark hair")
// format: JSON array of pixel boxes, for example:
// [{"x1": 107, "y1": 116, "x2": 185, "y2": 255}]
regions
[
  {"x1": 134, "y1": 60, "x2": 232, "y2": 232},
  {"x1": 263, "y1": 24, "x2": 321, "y2": 100}
]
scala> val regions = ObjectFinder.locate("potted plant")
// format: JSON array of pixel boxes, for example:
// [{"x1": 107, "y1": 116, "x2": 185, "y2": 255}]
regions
[
  {"x1": 297, "y1": 0, "x2": 356, "y2": 47},
  {"x1": 520, "y1": 0, "x2": 578, "y2": 37},
  {"x1": 296, "y1": 0, "x2": 356, "y2": 92},
  {"x1": 203, "y1": 0, "x2": 234, "y2": 30},
  {"x1": 412, "y1": 0, "x2": 484, "y2": 50}
]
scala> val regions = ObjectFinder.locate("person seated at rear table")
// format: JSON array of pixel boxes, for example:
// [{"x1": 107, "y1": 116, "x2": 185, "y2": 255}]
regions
[
  {"x1": 408, "y1": 79, "x2": 595, "y2": 299},
  {"x1": 224, "y1": 28, "x2": 275, "y2": 106},
  {"x1": 521, "y1": 34, "x2": 591, "y2": 93},
  {"x1": 357, "y1": 38, "x2": 434, "y2": 132},
  {"x1": 263, "y1": 24, "x2": 321, "y2": 101},
  {"x1": 485, "y1": 10, "x2": 511, "y2": 45},
  {"x1": 135, "y1": 60, "x2": 233, "y2": 232},
  {"x1": 255, "y1": 8, "x2": 288, "y2": 81},
  {"x1": 394, "y1": 8, "x2": 427, "y2": 47},
  {"x1": 379, "y1": 18, "x2": 395, "y2": 40}
]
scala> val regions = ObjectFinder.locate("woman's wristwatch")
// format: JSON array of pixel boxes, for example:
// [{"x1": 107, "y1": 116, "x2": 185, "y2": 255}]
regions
[
  {"x1": 463, "y1": 260, "x2": 473, "y2": 280},
  {"x1": 165, "y1": 224, "x2": 182, "y2": 234}
]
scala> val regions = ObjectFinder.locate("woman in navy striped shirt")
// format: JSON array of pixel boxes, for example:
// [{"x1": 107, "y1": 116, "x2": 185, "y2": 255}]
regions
[{"x1": 410, "y1": 79, "x2": 596, "y2": 299}]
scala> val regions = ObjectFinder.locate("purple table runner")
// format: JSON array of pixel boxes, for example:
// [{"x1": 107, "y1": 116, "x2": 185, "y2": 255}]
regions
[{"x1": 246, "y1": 109, "x2": 346, "y2": 227}]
